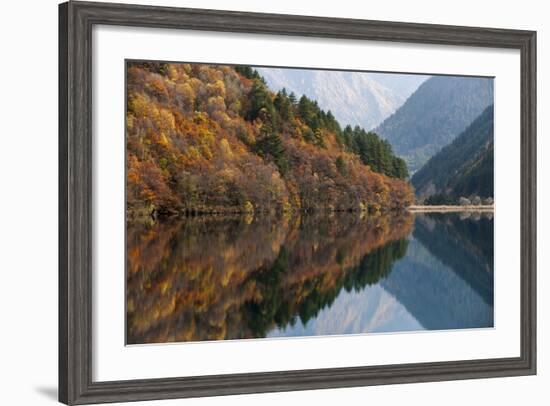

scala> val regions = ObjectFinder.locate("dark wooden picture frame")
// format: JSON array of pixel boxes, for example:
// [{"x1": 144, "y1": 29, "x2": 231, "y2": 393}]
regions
[{"x1": 59, "y1": 1, "x2": 536, "y2": 404}]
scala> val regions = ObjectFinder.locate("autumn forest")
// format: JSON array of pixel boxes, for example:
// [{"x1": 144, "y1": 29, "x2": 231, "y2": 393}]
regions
[{"x1": 126, "y1": 62, "x2": 413, "y2": 219}]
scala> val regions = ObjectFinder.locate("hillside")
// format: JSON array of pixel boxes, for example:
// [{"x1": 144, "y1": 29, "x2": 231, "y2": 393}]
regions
[
  {"x1": 126, "y1": 62, "x2": 413, "y2": 218},
  {"x1": 257, "y1": 67, "x2": 428, "y2": 130},
  {"x1": 375, "y1": 76, "x2": 494, "y2": 172},
  {"x1": 411, "y1": 105, "x2": 494, "y2": 202}
]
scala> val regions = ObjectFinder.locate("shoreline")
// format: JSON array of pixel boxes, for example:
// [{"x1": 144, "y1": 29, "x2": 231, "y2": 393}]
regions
[
  {"x1": 407, "y1": 205, "x2": 494, "y2": 213},
  {"x1": 126, "y1": 206, "x2": 411, "y2": 224},
  {"x1": 127, "y1": 205, "x2": 495, "y2": 223}
]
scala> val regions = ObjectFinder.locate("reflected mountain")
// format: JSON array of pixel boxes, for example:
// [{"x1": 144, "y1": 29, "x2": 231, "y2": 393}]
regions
[
  {"x1": 127, "y1": 212, "x2": 493, "y2": 344},
  {"x1": 396, "y1": 212, "x2": 493, "y2": 329},
  {"x1": 413, "y1": 212, "x2": 494, "y2": 304},
  {"x1": 380, "y1": 237, "x2": 493, "y2": 330}
]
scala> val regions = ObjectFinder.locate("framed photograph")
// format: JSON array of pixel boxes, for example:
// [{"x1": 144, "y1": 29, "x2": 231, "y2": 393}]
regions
[{"x1": 59, "y1": 1, "x2": 536, "y2": 404}]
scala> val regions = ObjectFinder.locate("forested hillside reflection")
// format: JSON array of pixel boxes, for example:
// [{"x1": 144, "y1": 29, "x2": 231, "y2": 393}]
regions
[{"x1": 126, "y1": 212, "x2": 413, "y2": 344}]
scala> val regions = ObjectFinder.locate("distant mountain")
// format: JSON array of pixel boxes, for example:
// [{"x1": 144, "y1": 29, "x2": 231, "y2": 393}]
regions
[
  {"x1": 411, "y1": 106, "x2": 494, "y2": 200},
  {"x1": 375, "y1": 76, "x2": 494, "y2": 172},
  {"x1": 256, "y1": 67, "x2": 428, "y2": 130}
]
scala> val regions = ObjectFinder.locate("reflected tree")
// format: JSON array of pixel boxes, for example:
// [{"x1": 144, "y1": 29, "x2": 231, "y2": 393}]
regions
[{"x1": 126, "y1": 212, "x2": 413, "y2": 343}]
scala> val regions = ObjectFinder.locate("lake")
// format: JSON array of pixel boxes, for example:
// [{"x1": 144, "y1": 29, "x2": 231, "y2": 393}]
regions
[{"x1": 126, "y1": 211, "x2": 494, "y2": 344}]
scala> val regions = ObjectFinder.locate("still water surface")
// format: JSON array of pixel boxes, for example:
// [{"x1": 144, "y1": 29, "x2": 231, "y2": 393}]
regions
[{"x1": 126, "y1": 212, "x2": 493, "y2": 344}]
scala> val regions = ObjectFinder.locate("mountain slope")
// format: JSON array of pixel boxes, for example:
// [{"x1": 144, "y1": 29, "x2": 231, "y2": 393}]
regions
[
  {"x1": 375, "y1": 76, "x2": 494, "y2": 172},
  {"x1": 411, "y1": 105, "x2": 494, "y2": 200},
  {"x1": 125, "y1": 62, "x2": 413, "y2": 218},
  {"x1": 256, "y1": 67, "x2": 428, "y2": 130}
]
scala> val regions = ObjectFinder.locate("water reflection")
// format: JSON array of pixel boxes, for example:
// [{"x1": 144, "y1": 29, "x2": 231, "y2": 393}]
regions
[{"x1": 126, "y1": 212, "x2": 493, "y2": 344}]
